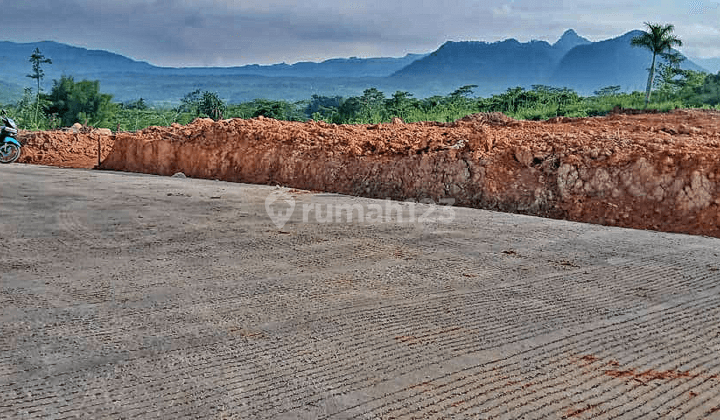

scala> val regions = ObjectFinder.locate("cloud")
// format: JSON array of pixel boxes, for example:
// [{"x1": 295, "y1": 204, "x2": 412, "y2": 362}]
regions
[
  {"x1": 688, "y1": 0, "x2": 720, "y2": 15},
  {"x1": 682, "y1": 23, "x2": 720, "y2": 58},
  {"x1": 492, "y1": 4, "x2": 513, "y2": 16},
  {"x1": 0, "y1": 0, "x2": 718, "y2": 66}
]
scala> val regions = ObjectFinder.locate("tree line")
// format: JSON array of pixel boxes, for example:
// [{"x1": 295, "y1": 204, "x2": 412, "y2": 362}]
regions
[{"x1": 4, "y1": 22, "x2": 720, "y2": 131}]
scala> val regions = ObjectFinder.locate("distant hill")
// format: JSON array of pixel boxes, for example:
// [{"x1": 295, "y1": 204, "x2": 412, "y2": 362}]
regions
[
  {"x1": 209, "y1": 54, "x2": 428, "y2": 78},
  {"x1": 0, "y1": 30, "x2": 713, "y2": 104},
  {"x1": 393, "y1": 30, "x2": 704, "y2": 96},
  {"x1": 691, "y1": 57, "x2": 720, "y2": 74},
  {"x1": 0, "y1": 80, "x2": 22, "y2": 104},
  {"x1": 550, "y1": 30, "x2": 706, "y2": 93},
  {"x1": 0, "y1": 41, "x2": 427, "y2": 103},
  {"x1": 391, "y1": 39, "x2": 559, "y2": 95},
  {"x1": 0, "y1": 41, "x2": 425, "y2": 81},
  {"x1": 390, "y1": 29, "x2": 592, "y2": 96},
  {"x1": 0, "y1": 41, "x2": 155, "y2": 85}
]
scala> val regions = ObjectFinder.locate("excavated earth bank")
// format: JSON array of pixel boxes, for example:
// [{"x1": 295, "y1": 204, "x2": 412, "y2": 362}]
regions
[
  {"x1": 19, "y1": 110, "x2": 720, "y2": 237},
  {"x1": 18, "y1": 129, "x2": 114, "y2": 168}
]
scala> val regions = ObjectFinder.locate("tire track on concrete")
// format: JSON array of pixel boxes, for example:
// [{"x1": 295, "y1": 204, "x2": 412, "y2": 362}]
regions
[
  {"x1": 197, "y1": 270, "x2": 720, "y2": 416},
  {"x1": 401, "y1": 304, "x2": 712, "y2": 418},
  {"x1": 512, "y1": 310, "x2": 720, "y2": 419},
  {"x1": 4, "y1": 166, "x2": 720, "y2": 419},
  {"x1": 2, "y1": 262, "x2": 716, "y2": 416},
  {"x1": 325, "y1": 293, "x2": 720, "y2": 419},
  {"x1": 238, "y1": 276, "x2": 720, "y2": 416}
]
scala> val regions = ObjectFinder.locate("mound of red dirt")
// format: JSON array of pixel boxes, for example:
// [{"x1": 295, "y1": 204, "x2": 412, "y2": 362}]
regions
[
  {"x1": 17, "y1": 129, "x2": 114, "y2": 168},
  {"x1": 18, "y1": 110, "x2": 720, "y2": 237}
]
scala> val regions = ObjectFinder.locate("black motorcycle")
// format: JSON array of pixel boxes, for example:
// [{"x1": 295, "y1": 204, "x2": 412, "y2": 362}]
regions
[{"x1": 0, "y1": 109, "x2": 21, "y2": 164}]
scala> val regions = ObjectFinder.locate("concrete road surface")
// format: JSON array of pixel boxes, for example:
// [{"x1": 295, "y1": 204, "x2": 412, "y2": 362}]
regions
[{"x1": 1, "y1": 163, "x2": 720, "y2": 419}]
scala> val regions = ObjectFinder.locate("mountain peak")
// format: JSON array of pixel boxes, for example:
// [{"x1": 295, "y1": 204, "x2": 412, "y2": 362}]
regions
[
  {"x1": 555, "y1": 29, "x2": 587, "y2": 43},
  {"x1": 553, "y1": 29, "x2": 591, "y2": 53}
]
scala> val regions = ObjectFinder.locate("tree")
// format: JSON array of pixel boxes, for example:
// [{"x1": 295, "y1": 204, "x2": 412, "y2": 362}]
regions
[
  {"x1": 123, "y1": 98, "x2": 148, "y2": 110},
  {"x1": 631, "y1": 22, "x2": 683, "y2": 108},
  {"x1": 357, "y1": 88, "x2": 387, "y2": 123},
  {"x1": 450, "y1": 85, "x2": 478, "y2": 99},
  {"x1": 12, "y1": 88, "x2": 37, "y2": 129},
  {"x1": 334, "y1": 97, "x2": 363, "y2": 123},
  {"x1": 199, "y1": 91, "x2": 226, "y2": 120},
  {"x1": 304, "y1": 95, "x2": 341, "y2": 121},
  {"x1": 178, "y1": 89, "x2": 203, "y2": 115},
  {"x1": 500, "y1": 87, "x2": 525, "y2": 113},
  {"x1": 692, "y1": 71, "x2": 720, "y2": 106},
  {"x1": 177, "y1": 89, "x2": 226, "y2": 120},
  {"x1": 306, "y1": 95, "x2": 341, "y2": 114},
  {"x1": 45, "y1": 76, "x2": 115, "y2": 127},
  {"x1": 593, "y1": 86, "x2": 622, "y2": 97},
  {"x1": 386, "y1": 91, "x2": 415, "y2": 120},
  {"x1": 251, "y1": 99, "x2": 290, "y2": 120},
  {"x1": 26, "y1": 48, "x2": 52, "y2": 128}
]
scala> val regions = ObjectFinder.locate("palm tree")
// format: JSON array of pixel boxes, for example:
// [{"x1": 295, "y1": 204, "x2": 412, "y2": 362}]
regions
[{"x1": 631, "y1": 22, "x2": 683, "y2": 108}]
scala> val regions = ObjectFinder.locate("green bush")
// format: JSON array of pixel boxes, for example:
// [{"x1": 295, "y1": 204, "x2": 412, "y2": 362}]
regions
[
  {"x1": 7, "y1": 72, "x2": 719, "y2": 133},
  {"x1": 45, "y1": 76, "x2": 115, "y2": 127}
]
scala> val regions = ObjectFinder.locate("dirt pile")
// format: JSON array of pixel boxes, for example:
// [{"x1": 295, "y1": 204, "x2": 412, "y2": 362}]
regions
[
  {"x1": 17, "y1": 111, "x2": 720, "y2": 237},
  {"x1": 17, "y1": 129, "x2": 114, "y2": 168}
]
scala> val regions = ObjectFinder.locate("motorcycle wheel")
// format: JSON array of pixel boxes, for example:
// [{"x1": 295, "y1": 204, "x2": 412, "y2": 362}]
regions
[{"x1": 0, "y1": 142, "x2": 21, "y2": 164}]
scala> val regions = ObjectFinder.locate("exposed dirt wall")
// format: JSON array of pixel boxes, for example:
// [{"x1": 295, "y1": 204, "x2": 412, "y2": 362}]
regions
[
  {"x1": 16, "y1": 110, "x2": 720, "y2": 237},
  {"x1": 17, "y1": 129, "x2": 114, "y2": 168}
]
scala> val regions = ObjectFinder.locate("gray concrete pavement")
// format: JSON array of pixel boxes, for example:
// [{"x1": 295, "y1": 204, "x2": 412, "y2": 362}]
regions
[{"x1": 1, "y1": 163, "x2": 720, "y2": 419}]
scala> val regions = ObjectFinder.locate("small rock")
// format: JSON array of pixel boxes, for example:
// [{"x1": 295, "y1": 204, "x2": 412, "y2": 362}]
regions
[
  {"x1": 514, "y1": 147, "x2": 533, "y2": 167},
  {"x1": 172, "y1": 172, "x2": 187, "y2": 178},
  {"x1": 449, "y1": 139, "x2": 467, "y2": 150}
]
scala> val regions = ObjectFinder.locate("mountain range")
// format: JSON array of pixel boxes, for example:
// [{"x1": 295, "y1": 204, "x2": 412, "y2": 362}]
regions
[
  {"x1": 391, "y1": 30, "x2": 592, "y2": 94},
  {"x1": 0, "y1": 29, "x2": 713, "y2": 104}
]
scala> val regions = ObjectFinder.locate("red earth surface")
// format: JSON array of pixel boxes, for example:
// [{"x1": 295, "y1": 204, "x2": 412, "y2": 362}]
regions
[{"x1": 16, "y1": 110, "x2": 720, "y2": 237}]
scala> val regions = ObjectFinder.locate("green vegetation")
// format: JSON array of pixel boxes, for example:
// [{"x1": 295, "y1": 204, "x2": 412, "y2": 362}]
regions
[
  {"x1": 45, "y1": 76, "x2": 116, "y2": 127},
  {"x1": 2, "y1": 29, "x2": 719, "y2": 132},
  {"x1": 178, "y1": 89, "x2": 227, "y2": 120},
  {"x1": 631, "y1": 22, "x2": 683, "y2": 108},
  {"x1": 4, "y1": 77, "x2": 720, "y2": 132},
  {"x1": 26, "y1": 48, "x2": 52, "y2": 129}
]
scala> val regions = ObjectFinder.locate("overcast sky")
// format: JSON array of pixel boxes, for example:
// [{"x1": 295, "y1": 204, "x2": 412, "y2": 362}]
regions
[{"x1": 2, "y1": 0, "x2": 719, "y2": 67}]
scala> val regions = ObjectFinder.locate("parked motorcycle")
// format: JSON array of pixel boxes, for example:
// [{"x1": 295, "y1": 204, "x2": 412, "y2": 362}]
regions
[{"x1": 0, "y1": 109, "x2": 21, "y2": 164}]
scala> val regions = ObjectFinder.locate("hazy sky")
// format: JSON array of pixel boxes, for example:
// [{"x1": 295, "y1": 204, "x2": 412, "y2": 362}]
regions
[{"x1": 2, "y1": 0, "x2": 719, "y2": 66}]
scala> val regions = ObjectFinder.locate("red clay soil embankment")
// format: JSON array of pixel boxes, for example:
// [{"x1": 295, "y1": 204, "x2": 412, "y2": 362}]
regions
[
  {"x1": 18, "y1": 129, "x2": 114, "y2": 168},
  {"x1": 18, "y1": 110, "x2": 720, "y2": 237}
]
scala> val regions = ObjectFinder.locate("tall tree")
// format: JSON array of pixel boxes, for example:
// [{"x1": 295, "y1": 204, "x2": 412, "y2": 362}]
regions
[
  {"x1": 46, "y1": 76, "x2": 114, "y2": 127},
  {"x1": 631, "y1": 22, "x2": 683, "y2": 108},
  {"x1": 27, "y1": 48, "x2": 52, "y2": 127},
  {"x1": 199, "y1": 91, "x2": 226, "y2": 121},
  {"x1": 450, "y1": 85, "x2": 478, "y2": 99}
]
